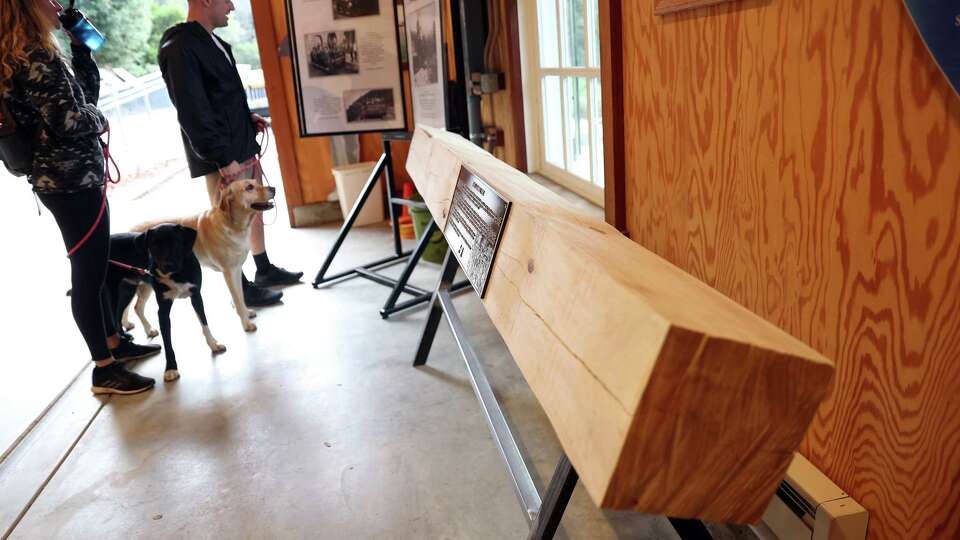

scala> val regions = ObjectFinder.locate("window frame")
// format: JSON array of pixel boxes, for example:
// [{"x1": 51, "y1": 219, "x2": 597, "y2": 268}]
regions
[{"x1": 520, "y1": 0, "x2": 605, "y2": 207}]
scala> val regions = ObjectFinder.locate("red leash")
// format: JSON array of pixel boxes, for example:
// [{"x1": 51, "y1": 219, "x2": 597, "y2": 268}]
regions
[
  {"x1": 65, "y1": 124, "x2": 121, "y2": 258},
  {"x1": 109, "y1": 259, "x2": 151, "y2": 278},
  {"x1": 67, "y1": 120, "x2": 270, "y2": 259}
]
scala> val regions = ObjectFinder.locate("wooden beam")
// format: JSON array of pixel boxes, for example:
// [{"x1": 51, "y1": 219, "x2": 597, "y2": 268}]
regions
[
  {"x1": 251, "y1": 0, "x2": 304, "y2": 226},
  {"x1": 406, "y1": 126, "x2": 834, "y2": 523},
  {"x1": 599, "y1": 0, "x2": 625, "y2": 232}
]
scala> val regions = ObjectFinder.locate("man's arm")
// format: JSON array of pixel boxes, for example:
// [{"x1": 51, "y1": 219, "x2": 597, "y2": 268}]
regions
[{"x1": 160, "y1": 43, "x2": 231, "y2": 167}]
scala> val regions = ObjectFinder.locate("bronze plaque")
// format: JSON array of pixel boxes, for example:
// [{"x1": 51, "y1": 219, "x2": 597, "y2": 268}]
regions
[{"x1": 443, "y1": 167, "x2": 511, "y2": 297}]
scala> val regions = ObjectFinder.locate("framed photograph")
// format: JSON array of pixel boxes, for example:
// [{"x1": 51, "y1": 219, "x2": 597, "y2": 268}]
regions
[
  {"x1": 285, "y1": 0, "x2": 408, "y2": 136},
  {"x1": 402, "y1": 0, "x2": 447, "y2": 129}
]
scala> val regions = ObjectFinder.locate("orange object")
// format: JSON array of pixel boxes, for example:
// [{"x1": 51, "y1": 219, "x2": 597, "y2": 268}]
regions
[
  {"x1": 398, "y1": 181, "x2": 416, "y2": 239},
  {"x1": 400, "y1": 182, "x2": 415, "y2": 218}
]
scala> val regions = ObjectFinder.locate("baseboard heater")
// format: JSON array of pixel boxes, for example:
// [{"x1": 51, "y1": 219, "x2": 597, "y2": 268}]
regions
[{"x1": 759, "y1": 453, "x2": 868, "y2": 540}]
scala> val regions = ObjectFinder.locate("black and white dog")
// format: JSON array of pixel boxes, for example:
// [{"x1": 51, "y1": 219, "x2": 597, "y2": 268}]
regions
[{"x1": 106, "y1": 224, "x2": 225, "y2": 382}]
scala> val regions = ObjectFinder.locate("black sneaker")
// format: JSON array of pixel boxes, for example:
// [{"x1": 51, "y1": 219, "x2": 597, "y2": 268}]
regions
[
  {"x1": 254, "y1": 265, "x2": 303, "y2": 287},
  {"x1": 91, "y1": 363, "x2": 155, "y2": 395},
  {"x1": 111, "y1": 340, "x2": 162, "y2": 362},
  {"x1": 243, "y1": 279, "x2": 283, "y2": 306}
]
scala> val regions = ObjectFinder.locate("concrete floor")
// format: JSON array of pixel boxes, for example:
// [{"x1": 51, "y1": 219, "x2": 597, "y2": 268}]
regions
[{"x1": 0, "y1": 149, "x2": 760, "y2": 539}]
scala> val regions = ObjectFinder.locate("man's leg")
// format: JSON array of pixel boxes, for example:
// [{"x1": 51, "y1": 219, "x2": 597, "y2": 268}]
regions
[
  {"x1": 205, "y1": 172, "x2": 284, "y2": 307},
  {"x1": 248, "y1": 163, "x2": 303, "y2": 287}
]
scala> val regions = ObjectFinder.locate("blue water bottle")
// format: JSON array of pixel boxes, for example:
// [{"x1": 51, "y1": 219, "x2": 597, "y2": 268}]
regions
[{"x1": 59, "y1": 3, "x2": 106, "y2": 52}]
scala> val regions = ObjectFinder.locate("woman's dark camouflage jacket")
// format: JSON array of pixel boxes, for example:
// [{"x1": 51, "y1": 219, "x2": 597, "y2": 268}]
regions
[{"x1": 2, "y1": 44, "x2": 106, "y2": 193}]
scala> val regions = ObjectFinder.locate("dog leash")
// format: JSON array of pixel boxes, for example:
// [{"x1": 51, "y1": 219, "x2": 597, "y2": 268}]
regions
[
  {"x1": 217, "y1": 127, "x2": 279, "y2": 226},
  {"x1": 65, "y1": 124, "x2": 120, "y2": 258},
  {"x1": 108, "y1": 259, "x2": 152, "y2": 278}
]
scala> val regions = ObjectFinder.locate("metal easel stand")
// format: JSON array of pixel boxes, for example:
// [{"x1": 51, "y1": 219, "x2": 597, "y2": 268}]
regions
[
  {"x1": 412, "y1": 251, "x2": 716, "y2": 540},
  {"x1": 311, "y1": 132, "x2": 471, "y2": 316},
  {"x1": 310, "y1": 133, "x2": 446, "y2": 305}
]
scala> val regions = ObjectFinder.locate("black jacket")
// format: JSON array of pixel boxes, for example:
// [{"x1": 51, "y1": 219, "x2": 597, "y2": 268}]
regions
[
  {"x1": 157, "y1": 22, "x2": 259, "y2": 178},
  {"x1": 3, "y1": 44, "x2": 106, "y2": 193}
]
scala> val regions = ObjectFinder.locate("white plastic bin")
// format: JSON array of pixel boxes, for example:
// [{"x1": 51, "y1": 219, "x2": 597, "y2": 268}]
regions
[{"x1": 332, "y1": 161, "x2": 384, "y2": 226}]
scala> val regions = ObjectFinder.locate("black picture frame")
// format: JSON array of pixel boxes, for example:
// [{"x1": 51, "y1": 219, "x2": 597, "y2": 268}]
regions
[{"x1": 284, "y1": 0, "x2": 409, "y2": 137}]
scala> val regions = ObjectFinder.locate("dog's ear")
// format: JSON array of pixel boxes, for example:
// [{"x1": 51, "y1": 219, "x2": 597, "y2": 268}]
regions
[
  {"x1": 218, "y1": 185, "x2": 232, "y2": 213},
  {"x1": 178, "y1": 225, "x2": 198, "y2": 250},
  {"x1": 134, "y1": 230, "x2": 150, "y2": 254}
]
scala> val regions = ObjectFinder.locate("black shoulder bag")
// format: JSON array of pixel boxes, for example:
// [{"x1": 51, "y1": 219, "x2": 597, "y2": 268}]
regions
[{"x1": 0, "y1": 98, "x2": 35, "y2": 177}]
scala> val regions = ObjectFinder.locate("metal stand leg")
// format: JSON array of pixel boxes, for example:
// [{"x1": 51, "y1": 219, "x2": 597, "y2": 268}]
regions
[
  {"x1": 381, "y1": 219, "x2": 437, "y2": 317},
  {"x1": 528, "y1": 455, "x2": 578, "y2": 540},
  {"x1": 382, "y1": 138, "x2": 403, "y2": 257},
  {"x1": 413, "y1": 250, "x2": 459, "y2": 366},
  {"x1": 313, "y1": 152, "x2": 397, "y2": 287},
  {"x1": 380, "y1": 218, "x2": 473, "y2": 319}
]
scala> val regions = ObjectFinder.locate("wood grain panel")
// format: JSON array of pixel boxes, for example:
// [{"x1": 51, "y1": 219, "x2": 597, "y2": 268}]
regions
[
  {"x1": 620, "y1": 1, "x2": 960, "y2": 537},
  {"x1": 654, "y1": 0, "x2": 740, "y2": 16},
  {"x1": 480, "y1": 0, "x2": 524, "y2": 169}
]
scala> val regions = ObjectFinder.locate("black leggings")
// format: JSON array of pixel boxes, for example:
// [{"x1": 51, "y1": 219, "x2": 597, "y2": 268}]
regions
[{"x1": 39, "y1": 187, "x2": 117, "y2": 361}]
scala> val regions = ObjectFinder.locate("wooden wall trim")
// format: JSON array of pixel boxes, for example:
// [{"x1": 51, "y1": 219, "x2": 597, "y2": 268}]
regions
[
  {"x1": 251, "y1": 0, "x2": 304, "y2": 226},
  {"x1": 599, "y1": 0, "x2": 625, "y2": 231},
  {"x1": 506, "y1": 0, "x2": 528, "y2": 172}
]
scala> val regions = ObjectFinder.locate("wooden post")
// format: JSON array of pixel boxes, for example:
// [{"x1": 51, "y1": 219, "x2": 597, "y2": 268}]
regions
[
  {"x1": 251, "y1": 0, "x2": 305, "y2": 227},
  {"x1": 599, "y1": 0, "x2": 626, "y2": 232}
]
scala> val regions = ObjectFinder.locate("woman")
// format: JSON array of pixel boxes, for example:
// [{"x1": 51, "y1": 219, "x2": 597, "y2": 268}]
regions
[{"x1": 1, "y1": 0, "x2": 158, "y2": 394}]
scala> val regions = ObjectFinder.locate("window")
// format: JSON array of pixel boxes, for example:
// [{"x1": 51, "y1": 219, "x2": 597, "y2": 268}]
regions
[{"x1": 522, "y1": 0, "x2": 603, "y2": 205}]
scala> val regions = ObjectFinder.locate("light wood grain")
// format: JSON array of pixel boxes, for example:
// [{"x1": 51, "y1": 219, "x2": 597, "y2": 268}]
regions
[
  {"x1": 620, "y1": 0, "x2": 960, "y2": 537},
  {"x1": 406, "y1": 126, "x2": 834, "y2": 522}
]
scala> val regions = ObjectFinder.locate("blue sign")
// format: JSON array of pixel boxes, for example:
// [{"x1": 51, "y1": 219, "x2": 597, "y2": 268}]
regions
[{"x1": 903, "y1": 1, "x2": 960, "y2": 95}]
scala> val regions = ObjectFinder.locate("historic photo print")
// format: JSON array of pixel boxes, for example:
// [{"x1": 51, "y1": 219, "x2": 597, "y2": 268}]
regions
[
  {"x1": 343, "y1": 88, "x2": 397, "y2": 122},
  {"x1": 408, "y1": 3, "x2": 438, "y2": 86},
  {"x1": 306, "y1": 31, "x2": 359, "y2": 77},
  {"x1": 333, "y1": 0, "x2": 380, "y2": 19}
]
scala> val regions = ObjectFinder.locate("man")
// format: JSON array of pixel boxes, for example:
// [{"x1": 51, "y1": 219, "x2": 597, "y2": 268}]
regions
[{"x1": 157, "y1": 0, "x2": 301, "y2": 307}]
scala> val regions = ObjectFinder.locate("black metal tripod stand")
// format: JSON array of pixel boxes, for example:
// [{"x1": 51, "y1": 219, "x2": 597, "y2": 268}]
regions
[{"x1": 313, "y1": 132, "x2": 469, "y2": 314}]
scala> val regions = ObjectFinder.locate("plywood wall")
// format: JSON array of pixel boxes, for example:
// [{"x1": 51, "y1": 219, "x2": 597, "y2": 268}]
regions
[{"x1": 620, "y1": 1, "x2": 960, "y2": 538}]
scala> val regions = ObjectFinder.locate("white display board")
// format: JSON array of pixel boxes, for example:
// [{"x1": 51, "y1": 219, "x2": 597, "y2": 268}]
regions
[
  {"x1": 285, "y1": 0, "x2": 407, "y2": 136},
  {"x1": 402, "y1": 0, "x2": 447, "y2": 129}
]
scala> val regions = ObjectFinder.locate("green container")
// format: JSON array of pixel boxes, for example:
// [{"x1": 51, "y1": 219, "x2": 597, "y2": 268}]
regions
[{"x1": 410, "y1": 205, "x2": 448, "y2": 264}]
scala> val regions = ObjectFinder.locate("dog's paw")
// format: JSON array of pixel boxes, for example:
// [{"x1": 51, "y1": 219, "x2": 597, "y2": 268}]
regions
[
  {"x1": 146, "y1": 328, "x2": 159, "y2": 339},
  {"x1": 210, "y1": 343, "x2": 227, "y2": 354},
  {"x1": 243, "y1": 321, "x2": 258, "y2": 332},
  {"x1": 164, "y1": 369, "x2": 180, "y2": 382},
  {"x1": 247, "y1": 310, "x2": 257, "y2": 319},
  {"x1": 122, "y1": 322, "x2": 135, "y2": 331}
]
